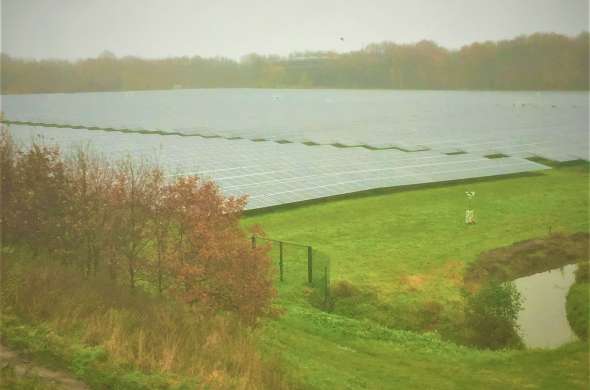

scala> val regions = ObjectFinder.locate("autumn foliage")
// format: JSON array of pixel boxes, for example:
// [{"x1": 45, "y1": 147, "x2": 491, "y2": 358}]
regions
[
  {"x1": 0, "y1": 128, "x2": 275, "y2": 323},
  {"x1": 2, "y1": 32, "x2": 589, "y2": 93}
]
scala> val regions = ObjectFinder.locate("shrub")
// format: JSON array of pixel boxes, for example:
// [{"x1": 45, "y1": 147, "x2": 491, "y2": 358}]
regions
[
  {"x1": 331, "y1": 280, "x2": 361, "y2": 298},
  {"x1": 418, "y1": 300, "x2": 444, "y2": 331},
  {"x1": 0, "y1": 127, "x2": 275, "y2": 323},
  {"x1": 463, "y1": 282, "x2": 524, "y2": 350}
]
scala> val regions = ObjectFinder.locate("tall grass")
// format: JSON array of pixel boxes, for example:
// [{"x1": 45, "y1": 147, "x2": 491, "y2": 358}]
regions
[{"x1": 1, "y1": 250, "x2": 293, "y2": 389}]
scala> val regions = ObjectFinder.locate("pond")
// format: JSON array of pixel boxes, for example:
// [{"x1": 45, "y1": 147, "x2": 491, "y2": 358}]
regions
[{"x1": 514, "y1": 264, "x2": 578, "y2": 348}]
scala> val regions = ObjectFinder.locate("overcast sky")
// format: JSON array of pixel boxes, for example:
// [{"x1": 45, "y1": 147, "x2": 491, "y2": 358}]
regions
[{"x1": 1, "y1": 0, "x2": 588, "y2": 60}]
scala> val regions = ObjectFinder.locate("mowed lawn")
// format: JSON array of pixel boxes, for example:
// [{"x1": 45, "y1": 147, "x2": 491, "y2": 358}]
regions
[
  {"x1": 244, "y1": 163, "x2": 590, "y2": 390},
  {"x1": 245, "y1": 164, "x2": 589, "y2": 300}
]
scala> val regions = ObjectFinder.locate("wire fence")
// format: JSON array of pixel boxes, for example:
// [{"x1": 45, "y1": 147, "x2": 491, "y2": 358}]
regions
[{"x1": 251, "y1": 235, "x2": 330, "y2": 303}]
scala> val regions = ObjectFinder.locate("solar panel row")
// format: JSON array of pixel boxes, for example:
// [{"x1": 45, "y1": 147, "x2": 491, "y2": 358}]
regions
[
  {"x1": 3, "y1": 90, "x2": 587, "y2": 163},
  {"x1": 3, "y1": 121, "x2": 586, "y2": 164},
  {"x1": 8, "y1": 125, "x2": 550, "y2": 210}
]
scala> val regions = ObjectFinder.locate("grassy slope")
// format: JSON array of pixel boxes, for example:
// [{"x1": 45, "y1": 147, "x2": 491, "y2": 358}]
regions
[
  {"x1": 245, "y1": 164, "x2": 590, "y2": 389},
  {"x1": 567, "y1": 282, "x2": 590, "y2": 340}
]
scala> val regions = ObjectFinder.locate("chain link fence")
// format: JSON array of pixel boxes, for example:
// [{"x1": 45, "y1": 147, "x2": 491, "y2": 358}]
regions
[{"x1": 252, "y1": 235, "x2": 330, "y2": 303}]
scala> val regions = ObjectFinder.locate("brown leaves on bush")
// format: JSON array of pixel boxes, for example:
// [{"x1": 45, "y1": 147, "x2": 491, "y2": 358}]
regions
[{"x1": 0, "y1": 127, "x2": 275, "y2": 323}]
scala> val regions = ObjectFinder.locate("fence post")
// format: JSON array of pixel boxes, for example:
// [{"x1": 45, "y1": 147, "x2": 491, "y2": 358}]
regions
[
  {"x1": 279, "y1": 241, "x2": 284, "y2": 282},
  {"x1": 251, "y1": 235, "x2": 256, "y2": 249},
  {"x1": 307, "y1": 246, "x2": 313, "y2": 284},
  {"x1": 324, "y1": 265, "x2": 329, "y2": 304}
]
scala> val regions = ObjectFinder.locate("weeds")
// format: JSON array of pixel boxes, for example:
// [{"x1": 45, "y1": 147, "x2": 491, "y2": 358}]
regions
[{"x1": 1, "y1": 254, "x2": 294, "y2": 389}]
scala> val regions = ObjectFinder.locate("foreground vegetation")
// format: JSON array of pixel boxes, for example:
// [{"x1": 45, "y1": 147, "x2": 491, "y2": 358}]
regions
[
  {"x1": 0, "y1": 367, "x2": 61, "y2": 390},
  {"x1": 0, "y1": 129, "x2": 288, "y2": 389},
  {"x1": 1, "y1": 128, "x2": 274, "y2": 321},
  {"x1": 2, "y1": 32, "x2": 588, "y2": 93},
  {"x1": 1, "y1": 254, "x2": 290, "y2": 389}
]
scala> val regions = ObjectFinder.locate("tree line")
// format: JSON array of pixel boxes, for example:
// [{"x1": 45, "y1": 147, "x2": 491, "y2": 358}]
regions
[
  {"x1": 0, "y1": 128, "x2": 275, "y2": 323},
  {"x1": 1, "y1": 32, "x2": 588, "y2": 94}
]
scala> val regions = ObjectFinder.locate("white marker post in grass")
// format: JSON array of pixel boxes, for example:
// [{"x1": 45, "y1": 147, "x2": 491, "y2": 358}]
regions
[{"x1": 465, "y1": 191, "x2": 476, "y2": 224}]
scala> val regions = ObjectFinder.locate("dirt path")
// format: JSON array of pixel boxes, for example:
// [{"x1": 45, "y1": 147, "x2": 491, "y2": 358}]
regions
[{"x1": 0, "y1": 343, "x2": 89, "y2": 389}]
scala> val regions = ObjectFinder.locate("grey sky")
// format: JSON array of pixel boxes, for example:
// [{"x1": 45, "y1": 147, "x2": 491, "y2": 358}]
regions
[{"x1": 1, "y1": 0, "x2": 588, "y2": 60}]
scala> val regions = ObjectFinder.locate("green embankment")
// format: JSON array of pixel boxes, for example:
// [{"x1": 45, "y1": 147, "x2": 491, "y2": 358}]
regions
[
  {"x1": 245, "y1": 163, "x2": 590, "y2": 389},
  {"x1": 566, "y1": 262, "x2": 590, "y2": 340},
  {"x1": 567, "y1": 283, "x2": 589, "y2": 340}
]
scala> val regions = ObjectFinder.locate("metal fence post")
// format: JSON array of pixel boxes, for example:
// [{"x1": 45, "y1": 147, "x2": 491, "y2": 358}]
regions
[
  {"x1": 324, "y1": 265, "x2": 329, "y2": 304},
  {"x1": 307, "y1": 246, "x2": 313, "y2": 284},
  {"x1": 279, "y1": 241, "x2": 284, "y2": 282},
  {"x1": 251, "y1": 235, "x2": 256, "y2": 249}
]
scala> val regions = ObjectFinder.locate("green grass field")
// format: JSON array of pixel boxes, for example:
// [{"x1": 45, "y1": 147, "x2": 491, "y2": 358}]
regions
[{"x1": 244, "y1": 163, "x2": 590, "y2": 389}]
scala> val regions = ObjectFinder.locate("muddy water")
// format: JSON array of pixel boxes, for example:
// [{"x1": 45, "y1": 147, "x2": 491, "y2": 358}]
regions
[{"x1": 514, "y1": 264, "x2": 578, "y2": 348}]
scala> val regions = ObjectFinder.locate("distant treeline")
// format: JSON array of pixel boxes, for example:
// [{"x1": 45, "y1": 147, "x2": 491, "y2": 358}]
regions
[{"x1": 1, "y1": 32, "x2": 588, "y2": 94}]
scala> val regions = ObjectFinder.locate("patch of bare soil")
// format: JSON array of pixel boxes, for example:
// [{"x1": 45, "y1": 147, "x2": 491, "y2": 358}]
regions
[
  {"x1": 0, "y1": 343, "x2": 88, "y2": 389},
  {"x1": 464, "y1": 232, "x2": 590, "y2": 290}
]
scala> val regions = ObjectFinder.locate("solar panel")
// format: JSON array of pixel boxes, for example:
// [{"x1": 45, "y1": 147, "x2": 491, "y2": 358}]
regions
[
  {"x1": 2, "y1": 123, "x2": 555, "y2": 210},
  {"x1": 3, "y1": 90, "x2": 588, "y2": 163}
]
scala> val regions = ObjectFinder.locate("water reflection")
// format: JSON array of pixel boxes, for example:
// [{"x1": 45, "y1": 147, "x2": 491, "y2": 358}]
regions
[{"x1": 514, "y1": 264, "x2": 578, "y2": 348}]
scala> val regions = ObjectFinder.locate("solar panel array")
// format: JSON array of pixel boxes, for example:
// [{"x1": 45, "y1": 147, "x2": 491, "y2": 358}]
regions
[
  {"x1": 3, "y1": 89, "x2": 588, "y2": 162},
  {"x1": 9, "y1": 125, "x2": 550, "y2": 210}
]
